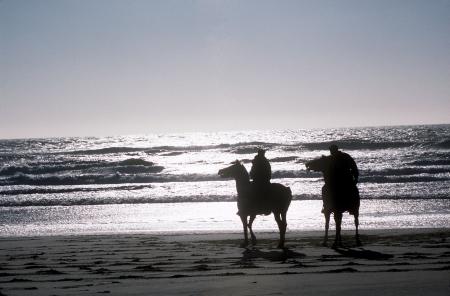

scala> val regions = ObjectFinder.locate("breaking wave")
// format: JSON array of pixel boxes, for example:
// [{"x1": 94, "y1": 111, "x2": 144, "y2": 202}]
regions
[
  {"x1": 0, "y1": 173, "x2": 222, "y2": 186},
  {"x1": 0, "y1": 158, "x2": 164, "y2": 177},
  {"x1": 301, "y1": 140, "x2": 414, "y2": 150},
  {"x1": 63, "y1": 139, "x2": 450, "y2": 157},
  {"x1": 0, "y1": 195, "x2": 235, "y2": 207},
  {"x1": 1, "y1": 165, "x2": 448, "y2": 187},
  {"x1": 436, "y1": 139, "x2": 450, "y2": 149}
]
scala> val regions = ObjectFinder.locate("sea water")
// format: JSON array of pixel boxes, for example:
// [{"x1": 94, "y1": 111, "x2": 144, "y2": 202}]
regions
[{"x1": 1, "y1": 125, "x2": 449, "y2": 236}]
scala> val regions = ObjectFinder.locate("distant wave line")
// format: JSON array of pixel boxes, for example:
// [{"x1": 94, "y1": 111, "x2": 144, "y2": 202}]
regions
[
  {"x1": 1, "y1": 138, "x2": 449, "y2": 158},
  {"x1": 1, "y1": 168, "x2": 449, "y2": 186}
]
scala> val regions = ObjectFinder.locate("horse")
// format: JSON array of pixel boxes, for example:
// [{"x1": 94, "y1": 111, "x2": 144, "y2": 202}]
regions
[
  {"x1": 218, "y1": 161, "x2": 292, "y2": 248},
  {"x1": 305, "y1": 156, "x2": 361, "y2": 247}
]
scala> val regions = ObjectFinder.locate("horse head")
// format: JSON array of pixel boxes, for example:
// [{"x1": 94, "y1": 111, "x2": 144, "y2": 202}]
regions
[
  {"x1": 218, "y1": 160, "x2": 249, "y2": 181},
  {"x1": 305, "y1": 155, "x2": 330, "y2": 172}
]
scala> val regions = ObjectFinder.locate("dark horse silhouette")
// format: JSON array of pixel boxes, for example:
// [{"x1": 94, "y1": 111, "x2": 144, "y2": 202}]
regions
[
  {"x1": 305, "y1": 156, "x2": 361, "y2": 247},
  {"x1": 218, "y1": 161, "x2": 292, "y2": 248}
]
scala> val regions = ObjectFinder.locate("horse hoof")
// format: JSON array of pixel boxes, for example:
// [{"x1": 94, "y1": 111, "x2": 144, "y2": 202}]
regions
[
  {"x1": 277, "y1": 243, "x2": 285, "y2": 249},
  {"x1": 251, "y1": 240, "x2": 257, "y2": 246},
  {"x1": 321, "y1": 241, "x2": 328, "y2": 247},
  {"x1": 240, "y1": 242, "x2": 249, "y2": 248},
  {"x1": 356, "y1": 240, "x2": 362, "y2": 247}
]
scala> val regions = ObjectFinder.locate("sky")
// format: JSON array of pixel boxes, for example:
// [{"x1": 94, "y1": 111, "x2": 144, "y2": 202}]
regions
[{"x1": 1, "y1": 0, "x2": 449, "y2": 139}]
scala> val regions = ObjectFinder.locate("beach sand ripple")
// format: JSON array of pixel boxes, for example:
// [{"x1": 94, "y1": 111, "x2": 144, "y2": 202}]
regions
[{"x1": 0, "y1": 229, "x2": 449, "y2": 295}]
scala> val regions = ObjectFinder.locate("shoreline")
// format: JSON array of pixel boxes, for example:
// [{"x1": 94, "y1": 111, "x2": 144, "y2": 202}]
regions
[
  {"x1": 2, "y1": 199, "x2": 449, "y2": 237},
  {"x1": 1, "y1": 227, "x2": 448, "y2": 240},
  {"x1": 1, "y1": 228, "x2": 449, "y2": 295}
]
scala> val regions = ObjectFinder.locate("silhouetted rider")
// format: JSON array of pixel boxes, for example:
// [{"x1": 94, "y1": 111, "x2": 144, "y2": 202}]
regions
[
  {"x1": 250, "y1": 148, "x2": 271, "y2": 186},
  {"x1": 249, "y1": 149, "x2": 272, "y2": 214},
  {"x1": 328, "y1": 145, "x2": 359, "y2": 186}
]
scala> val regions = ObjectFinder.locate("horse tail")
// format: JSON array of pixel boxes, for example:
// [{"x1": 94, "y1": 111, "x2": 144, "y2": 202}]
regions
[
  {"x1": 269, "y1": 183, "x2": 292, "y2": 213},
  {"x1": 285, "y1": 186, "x2": 293, "y2": 206}
]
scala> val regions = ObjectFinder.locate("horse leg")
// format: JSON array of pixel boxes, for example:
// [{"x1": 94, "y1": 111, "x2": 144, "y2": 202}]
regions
[
  {"x1": 354, "y1": 212, "x2": 362, "y2": 246},
  {"x1": 333, "y1": 212, "x2": 343, "y2": 248},
  {"x1": 240, "y1": 215, "x2": 249, "y2": 248},
  {"x1": 248, "y1": 215, "x2": 257, "y2": 245},
  {"x1": 280, "y1": 211, "x2": 288, "y2": 248},
  {"x1": 323, "y1": 212, "x2": 330, "y2": 246},
  {"x1": 274, "y1": 213, "x2": 285, "y2": 249}
]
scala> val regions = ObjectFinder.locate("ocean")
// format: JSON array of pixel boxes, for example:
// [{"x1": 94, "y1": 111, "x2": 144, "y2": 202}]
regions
[{"x1": 1, "y1": 125, "x2": 449, "y2": 236}]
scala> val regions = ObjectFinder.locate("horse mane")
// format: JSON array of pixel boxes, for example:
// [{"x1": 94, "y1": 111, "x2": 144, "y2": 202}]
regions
[{"x1": 236, "y1": 162, "x2": 250, "y2": 181}]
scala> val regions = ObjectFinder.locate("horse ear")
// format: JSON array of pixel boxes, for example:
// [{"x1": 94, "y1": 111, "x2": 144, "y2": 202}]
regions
[{"x1": 234, "y1": 159, "x2": 240, "y2": 164}]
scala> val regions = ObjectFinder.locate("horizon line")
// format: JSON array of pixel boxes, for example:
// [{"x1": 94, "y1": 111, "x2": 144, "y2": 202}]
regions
[{"x1": 0, "y1": 122, "x2": 449, "y2": 141}]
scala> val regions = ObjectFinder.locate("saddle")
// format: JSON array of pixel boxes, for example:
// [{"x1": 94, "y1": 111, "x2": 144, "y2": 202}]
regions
[
  {"x1": 251, "y1": 182, "x2": 272, "y2": 215},
  {"x1": 322, "y1": 183, "x2": 359, "y2": 214}
]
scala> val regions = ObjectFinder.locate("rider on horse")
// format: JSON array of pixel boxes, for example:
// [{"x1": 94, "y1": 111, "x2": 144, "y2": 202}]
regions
[
  {"x1": 250, "y1": 148, "x2": 272, "y2": 213},
  {"x1": 327, "y1": 144, "x2": 359, "y2": 214}
]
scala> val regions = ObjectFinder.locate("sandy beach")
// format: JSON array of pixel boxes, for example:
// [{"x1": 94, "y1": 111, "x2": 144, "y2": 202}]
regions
[{"x1": 0, "y1": 228, "x2": 449, "y2": 295}]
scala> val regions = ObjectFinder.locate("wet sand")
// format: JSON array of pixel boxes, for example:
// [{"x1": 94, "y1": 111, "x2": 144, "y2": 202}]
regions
[{"x1": 0, "y1": 229, "x2": 449, "y2": 295}]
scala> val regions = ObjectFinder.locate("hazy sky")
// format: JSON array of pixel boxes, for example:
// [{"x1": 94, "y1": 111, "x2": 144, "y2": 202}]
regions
[{"x1": 1, "y1": 0, "x2": 449, "y2": 138}]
